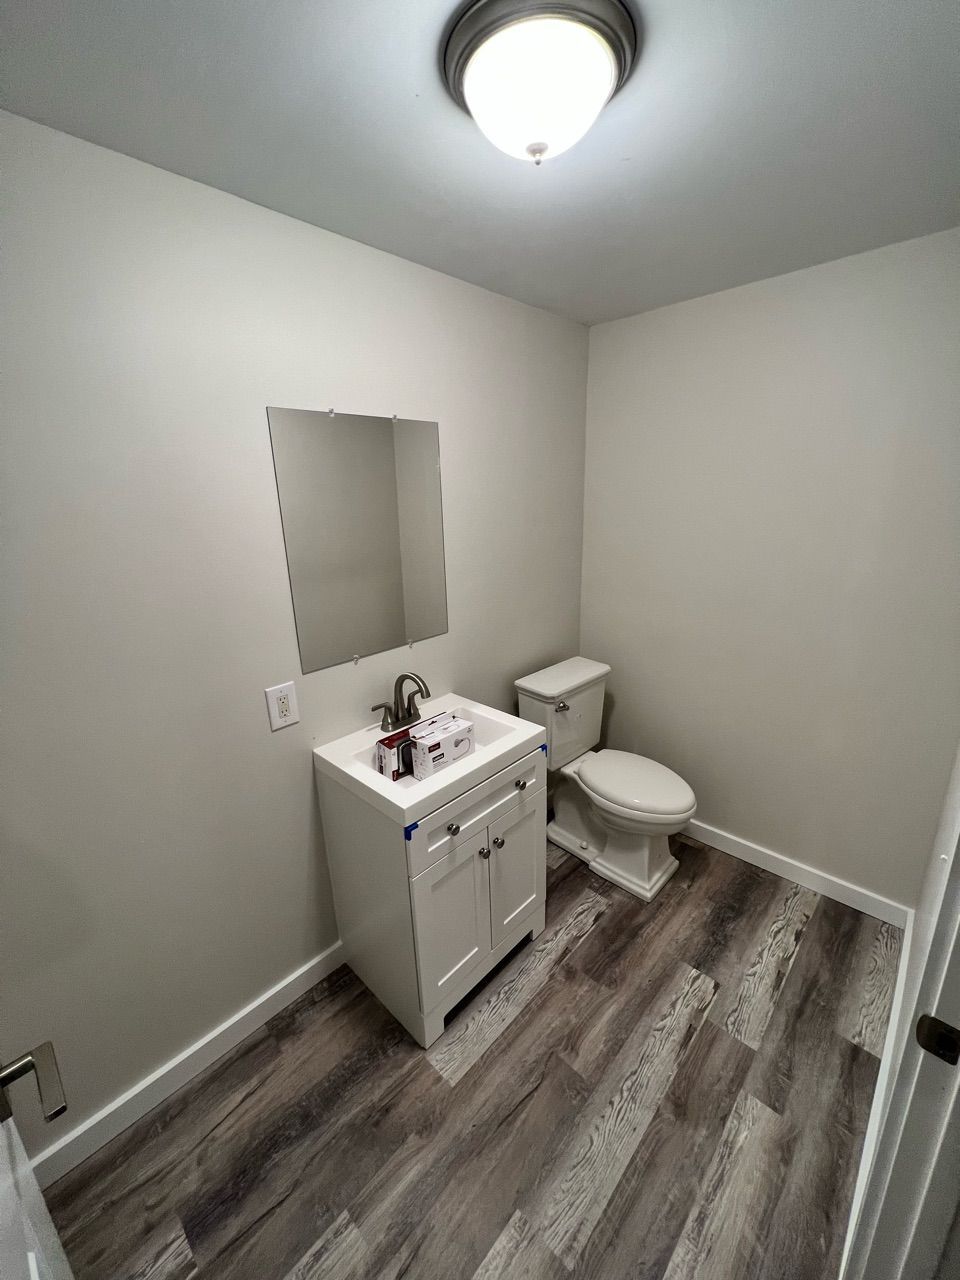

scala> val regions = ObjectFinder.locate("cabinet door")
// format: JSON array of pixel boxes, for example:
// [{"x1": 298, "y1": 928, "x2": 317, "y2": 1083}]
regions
[
  {"x1": 410, "y1": 834, "x2": 492, "y2": 1013},
  {"x1": 488, "y1": 788, "x2": 547, "y2": 948}
]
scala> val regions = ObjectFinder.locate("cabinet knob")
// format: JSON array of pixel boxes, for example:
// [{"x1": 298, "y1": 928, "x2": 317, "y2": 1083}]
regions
[
  {"x1": 556, "y1": 700, "x2": 570, "y2": 712},
  {"x1": 493, "y1": 836, "x2": 506, "y2": 849},
  {"x1": 515, "y1": 779, "x2": 527, "y2": 791},
  {"x1": 478, "y1": 846, "x2": 491, "y2": 860},
  {"x1": 447, "y1": 822, "x2": 461, "y2": 836}
]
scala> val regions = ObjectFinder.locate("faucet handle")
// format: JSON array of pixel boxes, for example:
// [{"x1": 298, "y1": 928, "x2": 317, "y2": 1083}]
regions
[
  {"x1": 405, "y1": 690, "x2": 424, "y2": 723},
  {"x1": 371, "y1": 703, "x2": 396, "y2": 732}
]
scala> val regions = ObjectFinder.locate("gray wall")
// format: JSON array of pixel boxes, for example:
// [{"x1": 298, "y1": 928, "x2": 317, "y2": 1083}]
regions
[
  {"x1": 582, "y1": 229, "x2": 960, "y2": 907},
  {"x1": 0, "y1": 112, "x2": 588, "y2": 1156}
]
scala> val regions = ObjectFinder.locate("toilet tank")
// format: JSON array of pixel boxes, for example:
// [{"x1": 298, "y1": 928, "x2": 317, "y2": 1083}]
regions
[{"x1": 515, "y1": 657, "x2": 611, "y2": 769}]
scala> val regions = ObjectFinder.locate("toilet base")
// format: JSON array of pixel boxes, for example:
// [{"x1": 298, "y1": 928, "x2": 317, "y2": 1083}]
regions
[
  {"x1": 548, "y1": 819, "x2": 679, "y2": 902},
  {"x1": 547, "y1": 761, "x2": 683, "y2": 903}
]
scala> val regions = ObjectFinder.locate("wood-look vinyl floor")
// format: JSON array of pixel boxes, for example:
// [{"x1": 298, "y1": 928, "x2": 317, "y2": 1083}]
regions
[{"x1": 46, "y1": 835, "x2": 902, "y2": 1280}]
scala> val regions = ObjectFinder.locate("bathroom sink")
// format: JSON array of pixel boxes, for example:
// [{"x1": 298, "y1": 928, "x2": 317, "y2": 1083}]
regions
[
  {"x1": 448, "y1": 705, "x2": 513, "y2": 748},
  {"x1": 314, "y1": 692, "x2": 546, "y2": 825}
]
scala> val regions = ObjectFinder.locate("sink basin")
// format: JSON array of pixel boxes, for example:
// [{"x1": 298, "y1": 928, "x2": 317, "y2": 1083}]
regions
[
  {"x1": 449, "y1": 706, "x2": 512, "y2": 748},
  {"x1": 344, "y1": 705, "x2": 509, "y2": 775},
  {"x1": 314, "y1": 692, "x2": 547, "y2": 826}
]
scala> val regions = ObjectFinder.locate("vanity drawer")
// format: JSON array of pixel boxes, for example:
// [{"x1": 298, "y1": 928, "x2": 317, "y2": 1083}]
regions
[{"x1": 406, "y1": 748, "x2": 546, "y2": 878}]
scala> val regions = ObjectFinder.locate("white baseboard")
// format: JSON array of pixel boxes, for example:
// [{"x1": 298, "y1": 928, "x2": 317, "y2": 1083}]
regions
[
  {"x1": 687, "y1": 819, "x2": 909, "y2": 928},
  {"x1": 32, "y1": 939, "x2": 344, "y2": 1189}
]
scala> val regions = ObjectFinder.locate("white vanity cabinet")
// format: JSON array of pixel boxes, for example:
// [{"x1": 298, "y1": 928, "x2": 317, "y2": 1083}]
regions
[
  {"x1": 410, "y1": 784, "x2": 547, "y2": 1016},
  {"x1": 313, "y1": 695, "x2": 548, "y2": 1047}
]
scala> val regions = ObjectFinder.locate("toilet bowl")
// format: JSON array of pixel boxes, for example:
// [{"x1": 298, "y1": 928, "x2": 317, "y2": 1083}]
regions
[
  {"x1": 567, "y1": 749, "x2": 696, "y2": 900},
  {"x1": 515, "y1": 658, "x2": 696, "y2": 902}
]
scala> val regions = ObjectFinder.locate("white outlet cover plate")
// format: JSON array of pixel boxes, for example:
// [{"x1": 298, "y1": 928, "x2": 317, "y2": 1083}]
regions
[{"x1": 265, "y1": 681, "x2": 300, "y2": 731}]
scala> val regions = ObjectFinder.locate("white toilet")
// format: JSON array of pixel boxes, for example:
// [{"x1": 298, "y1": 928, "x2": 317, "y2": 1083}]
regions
[{"x1": 515, "y1": 657, "x2": 696, "y2": 902}]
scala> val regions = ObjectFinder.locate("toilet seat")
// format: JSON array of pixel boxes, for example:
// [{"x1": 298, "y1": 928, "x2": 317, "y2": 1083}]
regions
[{"x1": 576, "y1": 750, "x2": 696, "y2": 823}]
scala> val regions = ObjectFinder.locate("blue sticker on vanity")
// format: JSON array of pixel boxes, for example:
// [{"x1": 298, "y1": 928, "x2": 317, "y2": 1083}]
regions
[
  {"x1": 404, "y1": 821, "x2": 419, "y2": 841},
  {"x1": 539, "y1": 743, "x2": 548, "y2": 754}
]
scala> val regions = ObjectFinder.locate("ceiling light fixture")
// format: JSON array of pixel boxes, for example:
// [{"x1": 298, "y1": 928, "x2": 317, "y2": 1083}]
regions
[{"x1": 443, "y1": 0, "x2": 638, "y2": 165}]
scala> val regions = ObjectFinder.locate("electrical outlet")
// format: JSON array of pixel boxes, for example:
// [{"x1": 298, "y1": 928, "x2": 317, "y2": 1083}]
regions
[{"x1": 265, "y1": 681, "x2": 300, "y2": 731}]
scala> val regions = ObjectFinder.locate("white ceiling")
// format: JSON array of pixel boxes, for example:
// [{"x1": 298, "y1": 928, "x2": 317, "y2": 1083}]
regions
[{"x1": 2, "y1": 0, "x2": 957, "y2": 323}]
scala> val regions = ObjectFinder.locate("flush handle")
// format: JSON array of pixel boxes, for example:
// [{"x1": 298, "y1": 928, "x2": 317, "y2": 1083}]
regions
[
  {"x1": 556, "y1": 700, "x2": 570, "y2": 712},
  {"x1": 515, "y1": 779, "x2": 526, "y2": 791},
  {"x1": 447, "y1": 822, "x2": 460, "y2": 836},
  {"x1": 493, "y1": 837, "x2": 506, "y2": 849}
]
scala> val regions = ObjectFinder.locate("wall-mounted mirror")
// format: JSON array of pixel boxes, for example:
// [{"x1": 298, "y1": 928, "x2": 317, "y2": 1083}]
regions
[{"x1": 267, "y1": 408, "x2": 448, "y2": 674}]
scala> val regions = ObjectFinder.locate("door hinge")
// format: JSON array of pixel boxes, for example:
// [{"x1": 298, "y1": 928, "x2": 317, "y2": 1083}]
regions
[{"x1": 916, "y1": 1014, "x2": 960, "y2": 1066}]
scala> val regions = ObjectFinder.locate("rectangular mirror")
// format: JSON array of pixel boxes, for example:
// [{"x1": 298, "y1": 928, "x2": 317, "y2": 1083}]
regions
[{"x1": 267, "y1": 408, "x2": 448, "y2": 674}]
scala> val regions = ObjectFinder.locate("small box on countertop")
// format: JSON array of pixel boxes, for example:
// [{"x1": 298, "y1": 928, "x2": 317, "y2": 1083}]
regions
[
  {"x1": 409, "y1": 715, "x2": 475, "y2": 780},
  {"x1": 407, "y1": 712, "x2": 456, "y2": 748},
  {"x1": 409, "y1": 711, "x2": 456, "y2": 738},
  {"x1": 376, "y1": 728, "x2": 412, "y2": 781}
]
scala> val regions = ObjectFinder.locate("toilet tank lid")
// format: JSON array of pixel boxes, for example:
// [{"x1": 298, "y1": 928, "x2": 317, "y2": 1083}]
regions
[{"x1": 515, "y1": 657, "x2": 611, "y2": 701}]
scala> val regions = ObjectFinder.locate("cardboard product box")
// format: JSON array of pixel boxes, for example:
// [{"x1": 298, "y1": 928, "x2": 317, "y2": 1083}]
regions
[
  {"x1": 410, "y1": 715, "x2": 475, "y2": 780},
  {"x1": 409, "y1": 712, "x2": 456, "y2": 740},
  {"x1": 407, "y1": 712, "x2": 457, "y2": 756},
  {"x1": 376, "y1": 728, "x2": 412, "y2": 782}
]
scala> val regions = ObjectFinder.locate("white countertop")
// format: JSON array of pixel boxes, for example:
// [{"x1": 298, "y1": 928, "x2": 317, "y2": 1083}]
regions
[{"x1": 313, "y1": 692, "x2": 546, "y2": 826}]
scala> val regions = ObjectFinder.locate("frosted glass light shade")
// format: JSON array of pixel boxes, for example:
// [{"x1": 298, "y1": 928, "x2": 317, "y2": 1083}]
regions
[{"x1": 462, "y1": 16, "x2": 618, "y2": 163}]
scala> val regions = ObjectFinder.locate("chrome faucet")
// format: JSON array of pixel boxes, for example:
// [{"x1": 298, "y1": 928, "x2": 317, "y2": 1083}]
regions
[{"x1": 372, "y1": 672, "x2": 432, "y2": 733}]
